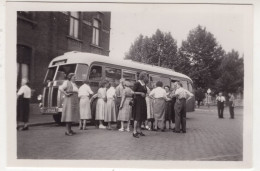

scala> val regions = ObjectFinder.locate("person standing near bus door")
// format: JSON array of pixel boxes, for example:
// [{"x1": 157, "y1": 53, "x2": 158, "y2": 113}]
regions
[
  {"x1": 164, "y1": 85, "x2": 172, "y2": 131},
  {"x1": 104, "y1": 82, "x2": 117, "y2": 130},
  {"x1": 228, "y1": 93, "x2": 235, "y2": 119},
  {"x1": 95, "y1": 80, "x2": 107, "y2": 129},
  {"x1": 118, "y1": 81, "x2": 133, "y2": 131},
  {"x1": 173, "y1": 82, "x2": 193, "y2": 133},
  {"x1": 78, "y1": 80, "x2": 93, "y2": 130},
  {"x1": 149, "y1": 81, "x2": 170, "y2": 132},
  {"x1": 115, "y1": 78, "x2": 125, "y2": 128},
  {"x1": 216, "y1": 92, "x2": 226, "y2": 118},
  {"x1": 144, "y1": 78, "x2": 154, "y2": 131},
  {"x1": 132, "y1": 71, "x2": 148, "y2": 138},
  {"x1": 17, "y1": 78, "x2": 31, "y2": 131},
  {"x1": 59, "y1": 73, "x2": 79, "y2": 136}
]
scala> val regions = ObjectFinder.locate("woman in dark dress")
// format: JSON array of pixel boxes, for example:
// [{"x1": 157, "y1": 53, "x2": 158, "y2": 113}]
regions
[{"x1": 132, "y1": 71, "x2": 148, "y2": 138}]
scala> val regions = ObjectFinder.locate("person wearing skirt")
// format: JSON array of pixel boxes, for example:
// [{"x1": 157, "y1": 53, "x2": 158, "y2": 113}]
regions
[
  {"x1": 118, "y1": 81, "x2": 133, "y2": 132},
  {"x1": 149, "y1": 81, "x2": 170, "y2": 132},
  {"x1": 17, "y1": 78, "x2": 31, "y2": 131},
  {"x1": 104, "y1": 82, "x2": 117, "y2": 130},
  {"x1": 59, "y1": 73, "x2": 80, "y2": 136},
  {"x1": 144, "y1": 78, "x2": 154, "y2": 131},
  {"x1": 164, "y1": 85, "x2": 172, "y2": 130},
  {"x1": 132, "y1": 71, "x2": 148, "y2": 138},
  {"x1": 78, "y1": 80, "x2": 93, "y2": 130},
  {"x1": 95, "y1": 80, "x2": 107, "y2": 129}
]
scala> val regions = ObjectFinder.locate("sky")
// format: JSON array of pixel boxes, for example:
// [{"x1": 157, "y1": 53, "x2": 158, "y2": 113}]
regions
[{"x1": 109, "y1": 4, "x2": 251, "y2": 59}]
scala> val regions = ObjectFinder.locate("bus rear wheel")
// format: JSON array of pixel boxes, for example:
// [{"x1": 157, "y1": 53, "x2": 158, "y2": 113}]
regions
[{"x1": 53, "y1": 113, "x2": 62, "y2": 124}]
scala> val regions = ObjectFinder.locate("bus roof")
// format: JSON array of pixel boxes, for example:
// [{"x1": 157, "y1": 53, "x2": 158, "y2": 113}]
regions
[{"x1": 50, "y1": 51, "x2": 192, "y2": 82}]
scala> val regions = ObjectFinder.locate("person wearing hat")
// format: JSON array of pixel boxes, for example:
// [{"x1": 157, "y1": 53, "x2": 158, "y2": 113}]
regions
[
  {"x1": 115, "y1": 78, "x2": 125, "y2": 128},
  {"x1": 17, "y1": 78, "x2": 31, "y2": 131},
  {"x1": 117, "y1": 81, "x2": 133, "y2": 131}
]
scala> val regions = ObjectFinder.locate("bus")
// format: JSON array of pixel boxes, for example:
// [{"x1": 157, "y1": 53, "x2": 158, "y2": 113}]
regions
[{"x1": 39, "y1": 51, "x2": 195, "y2": 123}]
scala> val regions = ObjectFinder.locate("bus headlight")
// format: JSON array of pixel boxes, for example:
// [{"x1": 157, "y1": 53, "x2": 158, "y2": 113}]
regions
[{"x1": 37, "y1": 94, "x2": 42, "y2": 101}]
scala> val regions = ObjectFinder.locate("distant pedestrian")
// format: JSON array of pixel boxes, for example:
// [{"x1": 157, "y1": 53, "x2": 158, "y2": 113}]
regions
[
  {"x1": 132, "y1": 71, "x2": 148, "y2": 138},
  {"x1": 59, "y1": 73, "x2": 79, "y2": 136},
  {"x1": 104, "y1": 82, "x2": 117, "y2": 130},
  {"x1": 95, "y1": 80, "x2": 107, "y2": 129},
  {"x1": 172, "y1": 82, "x2": 193, "y2": 133},
  {"x1": 228, "y1": 93, "x2": 235, "y2": 119},
  {"x1": 115, "y1": 78, "x2": 125, "y2": 128},
  {"x1": 164, "y1": 85, "x2": 172, "y2": 130},
  {"x1": 149, "y1": 81, "x2": 170, "y2": 132},
  {"x1": 216, "y1": 92, "x2": 226, "y2": 118},
  {"x1": 17, "y1": 78, "x2": 31, "y2": 131},
  {"x1": 118, "y1": 81, "x2": 133, "y2": 132},
  {"x1": 78, "y1": 80, "x2": 93, "y2": 130}
]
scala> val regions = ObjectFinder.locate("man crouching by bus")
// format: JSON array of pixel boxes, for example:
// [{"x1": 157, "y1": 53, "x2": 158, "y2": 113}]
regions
[{"x1": 172, "y1": 82, "x2": 193, "y2": 133}]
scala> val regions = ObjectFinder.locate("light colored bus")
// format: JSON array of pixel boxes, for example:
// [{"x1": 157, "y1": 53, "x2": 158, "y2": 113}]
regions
[{"x1": 39, "y1": 51, "x2": 195, "y2": 123}]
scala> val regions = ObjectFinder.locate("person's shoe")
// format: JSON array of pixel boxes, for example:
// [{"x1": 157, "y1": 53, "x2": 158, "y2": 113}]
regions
[
  {"x1": 118, "y1": 128, "x2": 124, "y2": 132},
  {"x1": 99, "y1": 125, "x2": 106, "y2": 129},
  {"x1": 126, "y1": 128, "x2": 130, "y2": 132},
  {"x1": 22, "y1": 126, "x2": 29, "y2": 131},
  {"x1": 173, "y1": 130, "x2": 180, "y2": 133},
  {"x1": 133, "y1": 133, "x2": 139, "y2": 138},
  {"x1": 79, "y1": 127, "x2": 83, "y2": 130},
  {"x1": 152, "y1": 129, "x2": 157, "y2": 132},
  {"x1": 182, "y1": 130, "x2": 186, "y2": 133},
  {"x1": 70, "y1": 130, "x2": 76, "y2": 134},
  {"x1": 65, "y1": 132, "x2": 73, "y2": 136},
  {"x1": 106, "y1": 127, "x2": 112, "y2": 130},
  {"x1": 138, "y1": 132, "x2": 145, "y2": 136},
  {"x1": 83, "y1": 127, "x2": 88, "y2": 130},
  {"x1": 161, "y1": 129, "x2": 165, "y2": 132}
]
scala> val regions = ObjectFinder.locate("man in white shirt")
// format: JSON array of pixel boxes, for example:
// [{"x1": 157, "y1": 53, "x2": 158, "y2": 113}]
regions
[
  {"x1": 172, "y1": 82, "x2": 193, "y2": 133},
  {"x1": 216, "y1": 92, "x2": 226, "y2": 118}
]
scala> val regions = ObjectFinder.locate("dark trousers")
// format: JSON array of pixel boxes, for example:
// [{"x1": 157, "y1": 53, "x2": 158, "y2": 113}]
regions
[
  {"x1": 229, "y1": 105, "x2": 234, "y2": 118},
  {"x1": 217, "y1": 102, "x2": 224, "y2": 118},
  {"x1": 115, "y1": 97, "x2": 122, "y2": 128},
  {"x1": 174, "y1": 98, "x2": 186, "y2": 132}
]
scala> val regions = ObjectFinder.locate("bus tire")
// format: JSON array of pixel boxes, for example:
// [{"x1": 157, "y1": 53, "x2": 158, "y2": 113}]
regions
[{"x1": 53, "y1": 113, "x2": 62, "y2": 124}]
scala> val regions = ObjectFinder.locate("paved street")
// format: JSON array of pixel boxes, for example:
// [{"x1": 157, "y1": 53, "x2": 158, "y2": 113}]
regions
[{"x1": 17, "y1": 106, "x2": 243, "y2": 160}]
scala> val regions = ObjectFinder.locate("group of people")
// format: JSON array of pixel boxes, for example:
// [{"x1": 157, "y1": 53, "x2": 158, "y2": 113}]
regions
[
  {"x1": 216, "y1": 92, "x2": 235, "y2": 119},
  {"x1": 58, "y1": 71, "x2": 194, "y2": 137}
]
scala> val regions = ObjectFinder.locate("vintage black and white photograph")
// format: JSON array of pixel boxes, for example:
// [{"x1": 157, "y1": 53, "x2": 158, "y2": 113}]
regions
[{"x1": 4, "y1": 1, "x2": 254, "y2": 169}]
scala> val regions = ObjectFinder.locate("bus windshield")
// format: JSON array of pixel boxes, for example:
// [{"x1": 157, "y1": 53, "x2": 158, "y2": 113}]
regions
[
  {"x1": 44, "y1": 64, "x2": 89, "y2": 84},
  {"x1": 55, "y1": 64, "x2": 77, "y2": 81},
  {"x1": 44, "y1": 66, "x2": 57, "y2": 84}
]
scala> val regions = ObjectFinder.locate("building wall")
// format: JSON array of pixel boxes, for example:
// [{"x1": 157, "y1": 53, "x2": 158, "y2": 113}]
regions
[{"x1": 17, "y1": 11, "x2": 111, "y2": 102}]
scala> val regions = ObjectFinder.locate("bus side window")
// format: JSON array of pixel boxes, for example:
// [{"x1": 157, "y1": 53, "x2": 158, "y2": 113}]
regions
[
  {"x1": 105, "y1": 67, "x2": 122, "y2": 85},
  {"x1": 181, "y1": 80, "x2": 188, "y2": 90},
  {"x1": 122, "y1": 70, "x2": 136, "y2": 88},
  {"x1": 89, "y1": 65, "x2": 102, "y2": 81}
]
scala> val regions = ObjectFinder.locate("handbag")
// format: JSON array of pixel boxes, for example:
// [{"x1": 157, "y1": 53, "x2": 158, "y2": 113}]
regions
[{"x1": 129, "y1": 99, "x2": 135, "y2": 106}]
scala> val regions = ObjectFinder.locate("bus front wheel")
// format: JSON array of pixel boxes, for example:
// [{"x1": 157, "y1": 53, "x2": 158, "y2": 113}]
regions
[{"x1": 53, "y1": 113, "x2": 62, "y2": 124}]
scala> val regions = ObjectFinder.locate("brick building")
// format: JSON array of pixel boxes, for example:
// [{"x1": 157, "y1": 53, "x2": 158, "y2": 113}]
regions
[{"x1": 17, "y1": 11, "x2": 111, "y2": 102}]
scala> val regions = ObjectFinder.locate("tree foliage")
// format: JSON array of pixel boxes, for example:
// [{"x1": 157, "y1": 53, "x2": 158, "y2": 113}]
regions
[
  {"x1": 125, "y1": 29, "x2": 178, "y2": 69},
  {"x1": 216, "y1": 50, "x2": 244, "y2": 93},
  {"x1": 177, "y1": 25, "x2": 225, "y2": 90}
]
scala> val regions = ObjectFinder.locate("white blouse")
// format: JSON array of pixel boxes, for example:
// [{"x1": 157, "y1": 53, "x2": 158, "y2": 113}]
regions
[
  {"x1": 149, "y1": 87, "x2": 167, "y2": 99},
  {"x1": 17, "y1": 85, "x2": 31, "y2": 98},
  {"x1": 59, "y1": 80, "x2": 78, "y2": 92},
  {"x1": 106, "y1": 87, "x2": 116, "y2": 99},
  {"x1": 78, "y1": 84, "x2": 93, "y2": 98}
]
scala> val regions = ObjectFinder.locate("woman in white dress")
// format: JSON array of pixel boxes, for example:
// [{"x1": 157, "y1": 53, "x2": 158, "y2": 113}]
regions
[
  {"x1": 59, "y1": 73, "x2": 79, "y2": 136},
  {"x1": 95, "y1": 80, "x2": 107, "y2": 129},
  {"x1": 118, "y1": 81, "x2": 133, "y2": 132},
  {"x1": 78, "y1": 80, "x2": 93, "y2": 130},
  {"x1": 104, "y1": 82, "x2": 117, "y2": 130}
]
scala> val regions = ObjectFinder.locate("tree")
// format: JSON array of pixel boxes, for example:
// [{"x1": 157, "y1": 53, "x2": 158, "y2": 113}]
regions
[
  {"x1": 177, "y1": 25, "x2": 225, "y2": 90},
  {"x1": 216, "y1": 50, "x2": 244, "y2": 94},
  {"x1": 125, "y1": 29, "x2": 178, "y2": 69}
]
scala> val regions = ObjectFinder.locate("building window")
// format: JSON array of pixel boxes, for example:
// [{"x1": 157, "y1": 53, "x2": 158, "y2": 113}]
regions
[
  {"x1": 92, "y1": 19, "x2": 101, "y2": 46},
  {"x1": 69, "y1": 12, "x2": 79, "y2": 38},
  {"x1": 17, "y1": 45, "x2": 31, "y2": 88}
]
